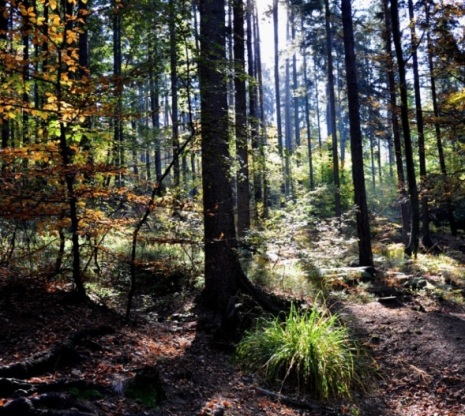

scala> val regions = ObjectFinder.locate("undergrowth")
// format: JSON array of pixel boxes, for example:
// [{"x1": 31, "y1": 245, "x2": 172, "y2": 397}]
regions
[{"x1": 236, "y1": 303, "x2": 370, "y2": 400}]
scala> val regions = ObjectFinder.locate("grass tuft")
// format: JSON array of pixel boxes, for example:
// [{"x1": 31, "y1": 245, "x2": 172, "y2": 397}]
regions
[{"x1": 236, "y1": 303, "x2": 369, "y2": 400}]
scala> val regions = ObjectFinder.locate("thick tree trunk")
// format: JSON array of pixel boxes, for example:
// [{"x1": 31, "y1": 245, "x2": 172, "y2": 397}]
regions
[
  {"x1": 199, "y1": 0, "x2": 241, "y2": 329},
  {"x1": 341, "y1": 0, "x2": 373, "y2": 268}
]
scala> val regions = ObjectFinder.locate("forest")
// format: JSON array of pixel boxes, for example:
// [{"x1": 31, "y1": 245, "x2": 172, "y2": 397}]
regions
[{"x1": 0, "y1": 0, "x2": 465, "y2": 415}]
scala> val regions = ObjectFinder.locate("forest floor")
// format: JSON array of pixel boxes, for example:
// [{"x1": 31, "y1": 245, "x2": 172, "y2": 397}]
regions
[{"x1": 1, "y1": 236, "x2": 465, "y2": 415}]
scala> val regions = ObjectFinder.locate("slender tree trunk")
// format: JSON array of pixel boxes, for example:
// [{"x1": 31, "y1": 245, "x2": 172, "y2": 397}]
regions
[
  {"x1": 302, "y1": 17, "x2": 314, "y2": 190},
  {"x1": 341, "y1": 0, "x2": 373, "y2": 268},
  {"x1": 408, "y1": 0, "x2": 433, "y2": 249},
  {"x1": 391, "y1": 0, "x2": 420, "y2": 257},
  {"x1": 253, "y1": 4, "x2": 269, "y2": 218},
  {"x1": 227, "y1": 2, "x2": 235, "y2": 109},
  {"x1": 169, "y1": 0, "x2": 180, "y2": 187},
  {"x1": 324, "y1": 0, "x2": 341, "y2": 217},
  {"x1": 246, "y1": 0, "x2": 261, "y2": 219},
  {"x1": 370, "y1": 134, "x2": 376, "y2": 189},
  {"x1": 314, "y1": 55, "x2": 323, "y2": 152},
  {"x1": 425, "y1": 1, "x2": 456, "y2": 235},
  {"x1": 291, "y1": 7, "x2": 300, "y2": 149},
  {"x1": 233, "y1": 0, "x2": 251, "y2": 236},
  {"x1": 377, "y1": 135, "x2": 383, "y2": 185},
  {"x1": 0, "y1": 0, "x2": 9, "y2": 153},
  {"x1": 22, "y1": 0, "x2": 30, "y2": 149},
  {"x1": 113, "y1": 0, "x2": 124, "y2": 187},
  {"x1": 149, "y1": 47, "x2": 162, "y2": 182},
  {"x1": 284, "y1": 19, "x2": 292, "y2": 197},
  {"x1": 58, "y1": 14, "x2": 86, "y2": 299},
  {"x1": 383, "y1": 0, "x2": 410, "y2": 244},
  {"x1": 273, "y1": 0, "x2": 285, "y2": 201}
]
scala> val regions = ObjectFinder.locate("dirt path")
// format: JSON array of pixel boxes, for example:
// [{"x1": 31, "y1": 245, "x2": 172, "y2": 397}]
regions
[
  {"x1": 1, "y1": 282, "x2": 465, "y2": 415},
  {"x1": 344, "y1": 296, "x2": 465, "y2": 416}
]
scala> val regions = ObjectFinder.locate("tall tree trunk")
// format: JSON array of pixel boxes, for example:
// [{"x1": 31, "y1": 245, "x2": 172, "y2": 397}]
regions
[
  {"x1": 273, "y1": 0, "x2": 285, "y2": 201},
  {"x1": 169, "y1": 0, "x2": 180, "y2": 187},
  {"x1": 149, "y1": 45, "x2": 162, "y2": 182},
  {"x1": 391, "y1": 0, "x2": 420, "y2": 257},
  {"x1": 58, "y1": 9, "x2": 85, "y2": 299},
  {"x1": 341, "y1": 0, "x2": 373, "y2": 268},
  {"x1": 408, "y1": 0, "x2": 433, "y2": 249},
  {"x1": 113, "y1": 0, "x2": 124, "y2": 187},
  {"x1": 253, "y1": 4, "x2": 269, "y2": 218},
  {"x1": 246, "y1": 0, "x2": 261, "y2": 219},
  {"x1": 313, "y1": 54, "x2": 323, "y2": 152},
  {"x1": 302, "y1": 17, "x2": 314, "y2": 190},
  {"x1": 284, "y1": 18, "x2": 292, "y2": 197},
  {"x1": 425, "y1": 1, "x2": 456, "y2": 235},
  {"x1": 22, "y1": 0, "x2": 30, "y2": 149},
  {"x1": 324, "y1": 0, "x2": 341, "y2": 217},
  {"x1": 227, "y1": 2, "x2": 235, "y2": 110},
  {"x1": 291, "y1": 7, "x2": 300, "y2": 149},
  {"x1": 233, "y1": 0, "x2": 251, "y2": 236},
  {"x1": 199, "y1": 0, "x2": 242, "y2": 329},
  {"x1": 0, "y1": 0, "x2": 9, "y2": 153},
  {"x1": 383, "y1": 0, "x2": 410, "y2": 244}
]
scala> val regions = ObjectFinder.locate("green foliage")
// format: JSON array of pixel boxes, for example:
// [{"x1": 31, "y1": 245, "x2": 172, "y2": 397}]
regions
[{"x1": 236, "y1": 303, "x2": 368, "y2": 400}]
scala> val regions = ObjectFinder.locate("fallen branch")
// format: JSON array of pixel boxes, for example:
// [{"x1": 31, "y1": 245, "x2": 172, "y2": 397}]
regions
[{"x1": 255, "y1": 386, "x2": 339, "y2": 415}]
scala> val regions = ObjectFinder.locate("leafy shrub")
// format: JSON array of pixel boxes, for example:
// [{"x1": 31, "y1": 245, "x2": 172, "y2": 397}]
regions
[{"x1": 236, "y1": 304, "x2": 367, "y2": 400}]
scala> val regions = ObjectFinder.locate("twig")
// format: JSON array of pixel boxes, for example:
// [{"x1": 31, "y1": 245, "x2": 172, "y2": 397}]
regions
[{"x1": 255, "y1": 386, "x2": 339, "y2": 415}]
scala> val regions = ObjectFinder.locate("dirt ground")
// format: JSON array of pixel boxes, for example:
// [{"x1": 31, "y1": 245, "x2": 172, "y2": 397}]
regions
[{"x1": 0, "y1": 275, "x2": 465, "y2": 416}]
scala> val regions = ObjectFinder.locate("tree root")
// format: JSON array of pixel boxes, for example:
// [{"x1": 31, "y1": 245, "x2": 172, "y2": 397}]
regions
[
  {"x1": 0, "y1": 326, "x2": 114, "y2": 379},
  {"x1": 255, "y1": 386, "x2": 339, "y2": 415},
  {"x1": 0, "y1": 326, "x2": 115, "y2": 416}
]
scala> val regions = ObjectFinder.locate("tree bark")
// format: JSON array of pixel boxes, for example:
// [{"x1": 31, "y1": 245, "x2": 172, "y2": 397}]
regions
[
  {"x1": 391, "y1": 0, "x2": 420, "y2": 257},
  {"x1": 324, "y1": 0, "x2": 341, "y2": 218},
  {"x1": 382, "y1": 0, "x2": 410, "y2": 244},
  {"x1": 198, "y1": 0, "x2": 242, "y2": 329},
  {"x1": 0, "y1": 0, "x2": 9, "y2": 153},
  {"x1": 233, "y1": 0, "x2": 251, "y2": 236},
  {"x1": 273, "y1": 0, "x2": 286, "y2": 202},
  {"x1": 408, "y1": 0, "x2": 433, "y2": 249},
  {"x1": 301, "y1": 17, "x2": 314, "y2": 191},
  {"x1": 425, "y1": 1, "x2": 456, "y2": 236},
  {"x1": 246, "y1": 0, "x2": 262, "y2": 218},
  {"x1": 113, "y1": 0, "x2": 124, "y2": 187},
  {"x1": 341, "y1": 0, "x2": 373, "y2": 267},
  {"x1": 169, "y1": 0, "x2": 180, "y2": 187},
  {"x1": 253, "y1": 4, "x2": 269, "y2": 218}
]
